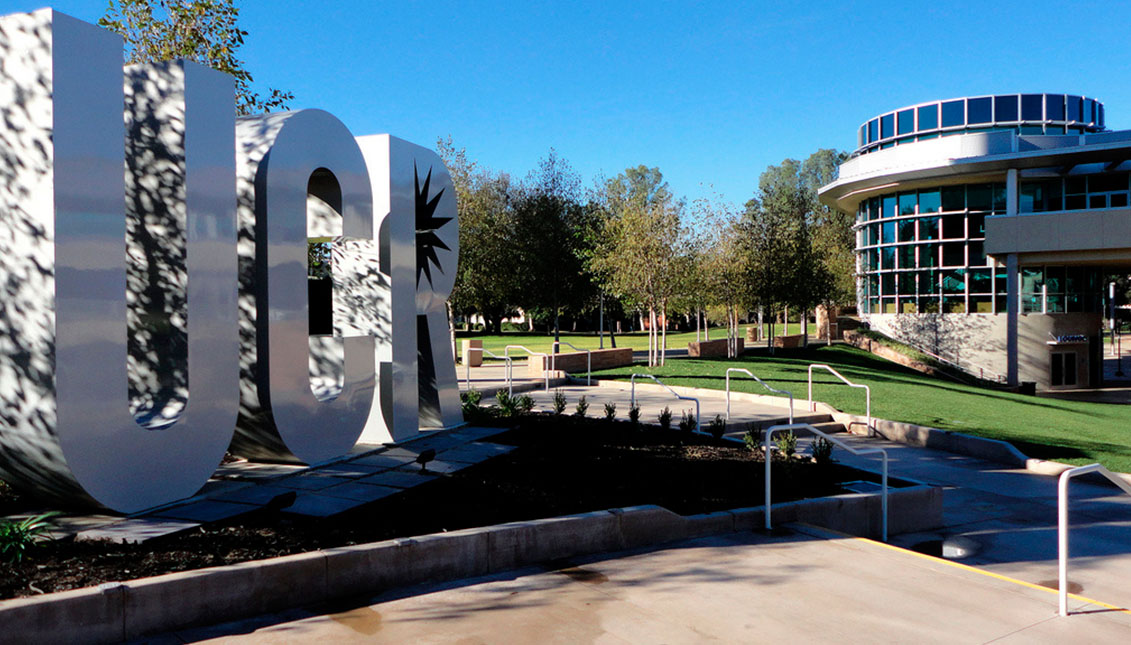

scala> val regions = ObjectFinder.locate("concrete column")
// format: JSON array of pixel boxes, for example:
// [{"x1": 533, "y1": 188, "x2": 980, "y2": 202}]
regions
[
  {"x1": 1006, "y1": 168, "x2": 1018, "y2": 216},
  {"x1": 1007, "y1": 253, "x2": 1019, "y2": 385}
]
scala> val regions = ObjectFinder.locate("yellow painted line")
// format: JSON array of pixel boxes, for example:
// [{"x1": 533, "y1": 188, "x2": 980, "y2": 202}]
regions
[{"x1": 789, "y1": 523, "x2": 1128, "y2": 613}]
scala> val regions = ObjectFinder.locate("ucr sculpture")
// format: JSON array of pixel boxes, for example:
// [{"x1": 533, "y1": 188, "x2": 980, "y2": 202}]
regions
[{"x1": 0, "y1": 9, "x2": 460, "y2": 513}]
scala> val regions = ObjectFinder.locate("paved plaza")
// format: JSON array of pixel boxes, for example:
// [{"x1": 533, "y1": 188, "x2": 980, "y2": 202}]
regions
[{"x1": 160, "y1": 525, "x2": 1131, "y2": 643}]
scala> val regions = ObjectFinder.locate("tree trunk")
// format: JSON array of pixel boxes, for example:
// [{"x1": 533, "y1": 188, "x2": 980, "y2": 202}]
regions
[
  {"x1": 801, "y1": 308, "x2": 809, "y2": 348},
  {"x1": 660, "y1": 300, "x2": 668, "y2": 367},
  {"x1": 651, "y1": 307, "x2": 660, "y2": 366},
  {"x1": 553, "y1": 305, "x2": 560, "y2": 344},
  {"x1": 704, "y1": 311, "x2": 710, "y2": 341},
  {"x1": 696, "y1": 308, "x2": 701, "y2": 343}
]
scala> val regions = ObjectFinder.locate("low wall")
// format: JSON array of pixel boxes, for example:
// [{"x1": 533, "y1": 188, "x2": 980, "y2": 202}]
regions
[
  {"x1": 843, "y1": 330, "x2": 944, "y2": 378},
  {"x1": 831, "y1": 411, "x2": 1029, "y2": 467},
  {"x1": 0, "y1": 489, "x2": 941, "y2": 643},
  {"x1": 528, "y1": 347, "x2": 633, "y2": 376},
  {"x1": 688, "y1": 338, "x2": 744, "y2": 358},
  {"x1": 773, "y1": 334, "x2": 804, "y2": 349}
]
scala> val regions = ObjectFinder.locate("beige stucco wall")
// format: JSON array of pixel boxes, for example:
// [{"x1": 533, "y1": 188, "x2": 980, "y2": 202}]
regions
[
  {"x1": 863, "y1": 312, "x2": 1101, "y2": 389},
  {"x1": 864, "y1": 313, "x2": 1008, "y2": 381}
]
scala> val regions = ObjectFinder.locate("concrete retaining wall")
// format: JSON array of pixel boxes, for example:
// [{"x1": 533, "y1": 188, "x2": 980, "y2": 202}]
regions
[
  {"x1": 688, "y1": 338, "x2": 744, "y2": 358},
  {"x1": 529, "y1": 348, "x2": 633, "y2": 376},
  {"x1": 0, "y1": 487, "x2": 940, "y2": 643},
  {"x1": 831, "y1": 411, "x2": 1029, "y2": 467}
]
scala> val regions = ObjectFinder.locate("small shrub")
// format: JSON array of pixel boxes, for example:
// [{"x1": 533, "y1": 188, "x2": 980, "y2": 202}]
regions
[
  {"x1": 603, "y1": 401, "x2": 617, "y2": 421},
  {"x1": 743, "y1": 428, "x2": 764, "y2": 452},
  {"x1": 678, "y1": 410, "x2": 696, "y2": 433},
  {"x1": 495, "y1": 390, "x2": 519, "y2": 417},
  {"x1": 0, "y1": 512, "x2": 57, "y2": 563},
  {"x1": 517, "y1": 394, "x2": 535, "y2": 415},
  {"x1": 461, "y1": 389, "x2": 485, "y2": 420},
  {"x1": 773, "y1": 430, "x2": 798, "y2": 459},
  {"x1": 811, "y1": 436, "x2": 835, "y2": 465},
  {"x1": 574, "y1": 395, "x2": 589, "y2": 417},
  {"x1": 707, "y1": 414, "x2": 727, "y2": 440},
  {"x1": 628, "y1": 404, "x2": 641, "y2": 427},
  {"x1": 552, "y1": 389, "x2": 567, "y2": 415},
  {"x1": 658, "y1": 406, "x2": 673, "y2": 431}
]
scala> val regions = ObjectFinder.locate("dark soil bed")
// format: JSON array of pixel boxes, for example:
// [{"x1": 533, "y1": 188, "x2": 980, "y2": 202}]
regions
[{"x1": 0, "y1": 415, "x2": 900, "y2": 600}]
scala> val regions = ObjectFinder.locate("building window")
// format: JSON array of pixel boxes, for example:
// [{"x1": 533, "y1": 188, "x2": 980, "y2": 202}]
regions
[
  {"x1": 941, "y1": 100, "x2": 965, "y2": 127},
  {"x1": 994, "y1": 95, "x2": 1018, "y2": 122},
  {"x1": 968, "y1": 97, "x2": 992, "y2": 124}
]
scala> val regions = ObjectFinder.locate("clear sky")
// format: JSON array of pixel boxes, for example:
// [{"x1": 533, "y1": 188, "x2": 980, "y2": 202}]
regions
[{"x1": 8, "y1": 1, "x2": 1131, "y2": 208}]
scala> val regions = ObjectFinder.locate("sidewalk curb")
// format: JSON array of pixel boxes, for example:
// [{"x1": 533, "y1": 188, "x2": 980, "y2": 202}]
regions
[{"x1": 0, "y1": 488, "x2": 939, "y2": 643}]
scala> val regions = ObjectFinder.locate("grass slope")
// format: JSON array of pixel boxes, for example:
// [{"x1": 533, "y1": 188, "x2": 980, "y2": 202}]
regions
[{"x1": 591, "y1": 344, "x2": 1131, "y2": 472}]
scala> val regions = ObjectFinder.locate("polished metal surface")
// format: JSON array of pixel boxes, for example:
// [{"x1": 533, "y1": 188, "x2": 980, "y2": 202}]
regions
[
  {"x1": 234, "y1": 110, "x2": 376, "y2": 464},
  {"x1": 0, "y1": 9, "x2": 238, "y2": 512},
  {"x1": 358, "y1": 135, "x2": 462, "y2": 433}
]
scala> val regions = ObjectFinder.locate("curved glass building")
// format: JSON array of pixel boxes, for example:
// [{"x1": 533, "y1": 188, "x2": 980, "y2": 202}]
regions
[{"x1": 820, "y1": 93, "x2": 1130, "y2": 390}]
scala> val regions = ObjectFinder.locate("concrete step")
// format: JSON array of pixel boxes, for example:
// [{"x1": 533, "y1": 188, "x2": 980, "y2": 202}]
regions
[{"x1": 809, "y1": 421, "x2": 848, "y2": 435}]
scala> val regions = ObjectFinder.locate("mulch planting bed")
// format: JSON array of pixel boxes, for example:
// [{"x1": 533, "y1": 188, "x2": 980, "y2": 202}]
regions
[{"x1": 0, "y1": 415, "x2": 899, "y2": 600}]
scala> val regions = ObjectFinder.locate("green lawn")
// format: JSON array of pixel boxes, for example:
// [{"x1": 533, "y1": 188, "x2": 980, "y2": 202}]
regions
[
  {"x1": 590, "y1": 344, "x2": 1131, "y2": 472},
  {"x1": 458, "y1": 324, "x2": 806, "y2": 360}
]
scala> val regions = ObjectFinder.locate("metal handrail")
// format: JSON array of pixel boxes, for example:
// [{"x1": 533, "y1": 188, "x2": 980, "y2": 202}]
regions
[
  {"x1": 1057, "y1": 464, "x2": 1131, "y2": 617},
  {"x1": 464, "y1": 348, "x2": 514, "y2": 396},
  {"x1": 629, "y1": 373, "x2": 701, "y2": 433},
  {"x1": 504, "y1": 345, "x2": 550, "y2": 391},
  {"x1": 725, "y1": 368, "x2": 793, "y2": 423},
  {"x1": 764, "y1": 423, "x2": 889, "y2": 541},
  {"x1": 808, "y1": 364, "x2": 871, "y2": 434},
  {"x1": 551, "y1": 340, "x2": 592, "y2": 385}
]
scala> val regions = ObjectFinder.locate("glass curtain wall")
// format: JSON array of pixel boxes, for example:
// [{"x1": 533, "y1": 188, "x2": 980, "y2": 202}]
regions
[{"x1": 857, "y1": 183, "x2": 1104, "y2": 314}]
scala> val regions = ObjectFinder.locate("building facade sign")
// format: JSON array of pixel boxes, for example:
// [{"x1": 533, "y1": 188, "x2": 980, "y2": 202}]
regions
[{"x1": 0, "y1": 9, "x2": 461, "y2": 512}]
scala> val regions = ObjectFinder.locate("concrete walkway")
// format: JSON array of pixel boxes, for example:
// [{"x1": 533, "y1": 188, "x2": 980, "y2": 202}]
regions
[
  {"x1": 487, "y1": 376, "x2": 1131, "y2": 613},
  {"x1": 825, "y1": 432, "x2": 1131, "y2": 613},
  {"x1": 158, "y1": 525, "x2": 1131, "y2": 643}
]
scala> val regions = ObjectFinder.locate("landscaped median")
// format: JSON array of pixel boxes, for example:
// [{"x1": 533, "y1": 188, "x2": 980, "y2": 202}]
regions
[{"x1": 0, "y1": 489, "x2": 941, "y2": 644}]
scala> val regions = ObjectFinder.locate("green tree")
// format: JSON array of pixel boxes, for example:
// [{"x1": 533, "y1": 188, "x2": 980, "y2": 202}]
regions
[
  {"x1": 803, "y1": 149, "x2": 853, "y2": 336},
  {"x1": 511, "y1": 150, "x2": 595, "y2": 343},
  {"x1": 743, "y1": 150, "x2": 849, "y2": 346},
  {"x1": 99, "y1": 0, "x2": 292, "y2": 115},
  {"x1": 438, "y1": 137, "x2": 520, "y2": 334},
  {"x1": 693, "y1": 194, "x2": 751, "y2": 357},
  {"x1": 744, "y1": 159, "x2": 824, "y2": 345},
  {"x1": 593, "y1": 166, "x2": 685, "y2": 366}
]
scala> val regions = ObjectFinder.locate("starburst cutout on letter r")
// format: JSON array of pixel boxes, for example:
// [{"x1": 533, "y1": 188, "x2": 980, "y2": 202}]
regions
[{"x1": 415, "y1": 163, "x2": 452, "y2": 288}]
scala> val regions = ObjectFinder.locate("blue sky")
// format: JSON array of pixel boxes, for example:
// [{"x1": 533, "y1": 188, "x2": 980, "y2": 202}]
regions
[{"x1": 8, "y1": 1, "x2": 1131, "y2": 208}]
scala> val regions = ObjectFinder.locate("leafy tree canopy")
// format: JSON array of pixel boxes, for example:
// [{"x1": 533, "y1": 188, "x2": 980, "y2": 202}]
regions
[{"x1": 99, "y1": 0, "x2": 292, "y2": 115}]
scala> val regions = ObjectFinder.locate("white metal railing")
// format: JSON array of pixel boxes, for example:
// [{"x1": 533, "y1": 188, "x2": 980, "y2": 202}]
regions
[
  {"x1": 629, "y1": 373, "x2": 701, "y2": 433},
  {"x1": 725, "y1": 368, "x2": 793, "y2": 423},
  {"x1": 764, "y1": 423, "x2": 889, "y2": 541},
  {"x1": 504, "y1": 345, "x2": 550, "y2": 392},
  {"x1": 1057, "y1": 464, "x2": 1131, "y2": 617},
  {"x1": 464, "y1": 348, "x2": 514, "y2": 396},
  {"x1": 551, "y1": 340, "x2": 592, "y2": 385},
  {"x1": 808, "y1": 364, "x2": 871, "y2": 434}
]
